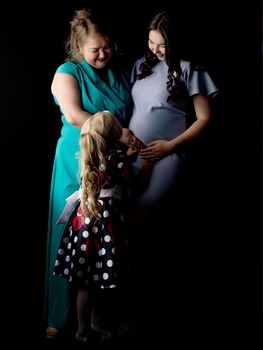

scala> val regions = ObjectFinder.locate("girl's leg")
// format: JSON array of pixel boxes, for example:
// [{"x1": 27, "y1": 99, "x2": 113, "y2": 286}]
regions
[{"x1": 76, "y1": 288, "x2": 93, "y2": 339}]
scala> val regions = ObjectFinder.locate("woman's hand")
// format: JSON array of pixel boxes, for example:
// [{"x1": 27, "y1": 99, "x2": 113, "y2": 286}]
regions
[
  {"x1": 140, "y1": 139, "x2": 171, "y2": 161},
  {"x1": 120, "y1": 128, "x2": 144, "y2": 150}
]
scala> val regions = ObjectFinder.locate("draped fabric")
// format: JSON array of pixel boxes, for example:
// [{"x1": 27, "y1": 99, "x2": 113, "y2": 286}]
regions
[{"x1": 44, "y1": 59, "x2": 132, "y2": 328}]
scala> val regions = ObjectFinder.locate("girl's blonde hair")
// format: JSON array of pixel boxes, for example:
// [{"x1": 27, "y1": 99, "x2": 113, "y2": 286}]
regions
[{"x1": 79, "y1": 111, "x2": 123, "y2": 219}]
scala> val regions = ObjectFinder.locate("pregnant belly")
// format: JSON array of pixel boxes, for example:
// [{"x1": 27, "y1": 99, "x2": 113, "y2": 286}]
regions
[{"x1": 129, "y1": 108, "x2": 186, "y2": 144}]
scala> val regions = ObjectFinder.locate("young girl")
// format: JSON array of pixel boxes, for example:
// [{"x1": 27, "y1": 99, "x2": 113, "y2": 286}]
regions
[{"x1": 53, "y1": 111, "x2": 144, "y2": 344}]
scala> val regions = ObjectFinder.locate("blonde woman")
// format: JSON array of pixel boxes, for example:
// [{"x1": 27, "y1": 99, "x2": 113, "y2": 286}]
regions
[{"x1": 44, "y1": 7, "x2": 141, "y2": 339}]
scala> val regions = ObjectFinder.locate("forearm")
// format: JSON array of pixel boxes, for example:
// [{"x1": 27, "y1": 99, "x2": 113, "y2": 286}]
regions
[
  {"x1": 122, "y1": 158, "x2": 136, "y2": 187},
  {"x1": 138, "y1": 160, "x2": 153, "y2": 190},
  {"x1": 52, "y1": 72, "x2": 92, "y2": 128},
  {"x1": 62, "y1": 108, "x2": 92, "y2": 128},
  {"x1": 169, "y1": 117, "x2": 210, "y2": 151}
]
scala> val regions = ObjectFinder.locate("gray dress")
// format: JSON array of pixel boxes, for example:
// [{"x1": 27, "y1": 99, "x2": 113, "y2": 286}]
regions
[{"x1": 129, "y1": 58, "x2": 219, "y2": 207}]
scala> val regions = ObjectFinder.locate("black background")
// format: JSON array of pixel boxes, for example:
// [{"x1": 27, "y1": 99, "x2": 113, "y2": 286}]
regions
[{"x1": 0, "y1": 0, "x2": 261, "y2": 346}]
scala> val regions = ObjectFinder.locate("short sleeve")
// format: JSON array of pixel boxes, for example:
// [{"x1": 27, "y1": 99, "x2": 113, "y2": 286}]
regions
[
  {"x1": 181, "y1": 61, "x2": 219, "y2": 98},
  {"x1": 130, "y1": 57, "x2": 144, "y2": 84},
  {"x1": 56, "y1": 61, "x2": 79, "y2": 78},
  {"x1": 52, "y1": 62, "x2": 80, "y2": 106}
]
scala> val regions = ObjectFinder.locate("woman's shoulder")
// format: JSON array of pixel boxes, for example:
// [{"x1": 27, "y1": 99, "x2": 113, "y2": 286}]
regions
[
  {"x1": 180, "y1": 59, "x2": 191, "y2": 72},
  {"x1": 130, "y1": 56, "x2": 144, "y2": 83},
  {"x1": 180, "y1": 59, "x2": 219, "y2": 97},
  {"x1": 133, "y1": 56, "x2": 144, "y2": 69},
  {"x1": 56, "y1": 60, "x2": 80, "y2": 75}
]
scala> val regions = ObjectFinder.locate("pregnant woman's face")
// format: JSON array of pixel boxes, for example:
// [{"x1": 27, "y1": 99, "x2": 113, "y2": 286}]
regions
[{"x1": 148, "y1": 30, "x2": 166, "y2": 61}]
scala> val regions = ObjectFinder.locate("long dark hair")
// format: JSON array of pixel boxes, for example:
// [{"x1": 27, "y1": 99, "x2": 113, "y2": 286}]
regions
[{"x1": 137, "y1": 11, "x2": 189, "y2": 106}]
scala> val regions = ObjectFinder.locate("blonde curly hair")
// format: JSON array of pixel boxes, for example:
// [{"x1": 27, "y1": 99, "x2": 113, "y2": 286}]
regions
[{"x1": 79, "y1": 111, "x2": 123, "y2": 219}]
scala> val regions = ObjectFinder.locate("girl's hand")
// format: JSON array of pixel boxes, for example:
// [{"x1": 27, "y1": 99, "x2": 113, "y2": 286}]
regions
[
  {"x1": 126, "y1": 147, "x2": 139, "y2": 163},
  {"x1": 120, "y1": 128, "x2": 144, "y2": 150},
  {"x1": 126, "y1": 147, "x2": 139, "y2": 157}
]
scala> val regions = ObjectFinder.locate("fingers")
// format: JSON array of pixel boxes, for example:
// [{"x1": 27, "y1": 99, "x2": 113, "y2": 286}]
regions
[
  {"x1": 129, "y1": 136, "x2": 144, "y2": 150},
  {"x1": 123, "y1": 128, "x2": 145, "y2": 151},
  {"x1": 127, "y1": 147, "x2": 139, "y2": 157}
]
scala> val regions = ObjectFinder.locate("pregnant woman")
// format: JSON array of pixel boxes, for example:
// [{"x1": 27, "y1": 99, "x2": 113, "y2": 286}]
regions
[{"x1": 126, "y1": 11, "x2": 219, "y2": 335}]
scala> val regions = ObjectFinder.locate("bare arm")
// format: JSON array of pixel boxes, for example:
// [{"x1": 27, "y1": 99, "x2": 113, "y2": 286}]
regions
[
  {"x1": 170, "y1": 94, "x2": 211, "y2": 147},
  {"x1": 140, "y1": 94, "x2": 212, "y2": 161},
  {"x1": 52, "y1": 72, "x2": 144, "y2": 149},
  {"x1": 136, "y1": 160, "x2": 153, "y2": 193},
  {"x1": 51, "y1": 72, "x2": 92, "y2": 128},
  {"x1": 125, "y1": 147, "x2": 153, "y2": 194}
]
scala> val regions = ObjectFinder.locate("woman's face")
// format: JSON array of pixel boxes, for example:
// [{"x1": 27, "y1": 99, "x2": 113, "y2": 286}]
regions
[
  {"x1": 148, "y1": 30, "x2": 166, "y2": 61},
  {"x1": 79, "y1": 34, "x2": 114, "y2": 69}
]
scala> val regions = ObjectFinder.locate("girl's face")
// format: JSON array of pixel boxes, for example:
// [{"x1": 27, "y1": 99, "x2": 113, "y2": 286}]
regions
[
  {"x1": 79, "y1": 34, "x2": 114, "y2": 69},
  {"x1": 148, "y1": 30, "x2": 166, "y2": 61}
]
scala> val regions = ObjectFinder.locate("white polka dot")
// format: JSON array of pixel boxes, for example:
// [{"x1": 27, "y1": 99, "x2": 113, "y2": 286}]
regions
[
  {"x1": 65, "y1": 255, "x2": 70, "y2": 262},
  {"x1": 70, "y1": 262, "x2": 74, "y2": 269},
  {"x1": 112, "y1": 247, "x2": 116, "y2": 254},
  {"x1": 74, "y1": 236, "x2": 78, "y2": 243},
  {"x1": 64, "y1": 268, "x2": 69, "y2": 275},
  {"x1": 63, "y1": 237, "x2": 69, "y2": 244},
  {"x1": 102, "y1": 224, "x2": 104, "y2": 229},
  {"x1": 58, "y1": 248, "x2": 64, "y2": 255},
  {"x1": 81, "y1": 244, "x2": 86, "y2": 251},
  {"x1": 72, "y1": 249, "x2": 76, "y2": 256},
  {"x1": 96, "y1": 262, "x2": 102, "y2": 269},
  {"x1": 67, "y1": 242, "x2": 72, "y2": 249},
  {"x1": 87, "y1": 266, "x2": 91, "y2": 272},
  {"x1": 93, "y1": 274, "x2": 99, "y2": 281},
  {"x1": 85, "y1": 217, "x2": 90, "y2": 224},
  {"x1": 118, "y1": 162, "x2": 124, "y2": 169},
  {"x1": 84, "y1": 279, "x2": 89, "y2": 285},
  {"x1": 101, "y1": 248, "x2": 106, "y2": 255},
  {"x1": 77, "y1": 271, "x2": 83, "y2": 278},
  {"x1": 92, "y1": 226, "x2": 98, "y2": 233},
  {"x1": 104, "y1": 235, "x2": 111, "y2": 242},
  {"x1": 107, "y1": 260, "x2": 113, "y2": 267},
  {"x1": 100, "y1": 285, "x2": 105, "y2": 289},
  {"x1": 69, "y1": 276, "x2": 72, "y2": 282},
  {"x1": 79, "y1": 257, "x2": 85, "y2": 264},
  {"x1": 55, "y1": 259, "x2": 60, "y2": 266},
  {"x1": 110, "y1": 284, "x2": 117, "y2": 288},
  {"x1": 99, "y1": 199, "x2": 103, "y2": 205},
  {"x1": 82, "y1": 230, "x2": 89, "y2": 238},
  {"x1": 103, "y1": 273, "x2": 109, "y2": 280},
  {"x1": 109, "y1": 199, "x2": 113, "y2": 206},
  {"x1": 103, "y1": 211, "x2": 109, "y2": 218}
]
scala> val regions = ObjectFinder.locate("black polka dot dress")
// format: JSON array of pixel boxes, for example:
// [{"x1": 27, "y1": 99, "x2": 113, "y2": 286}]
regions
[{"x1": 53, "y1": 148, "x2": 128, "y2": 290}]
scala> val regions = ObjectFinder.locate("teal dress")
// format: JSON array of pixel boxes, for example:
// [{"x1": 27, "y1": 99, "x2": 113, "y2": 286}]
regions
[{"x1": 44, "y1": 59, "x2": 132, "y2": 329}]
